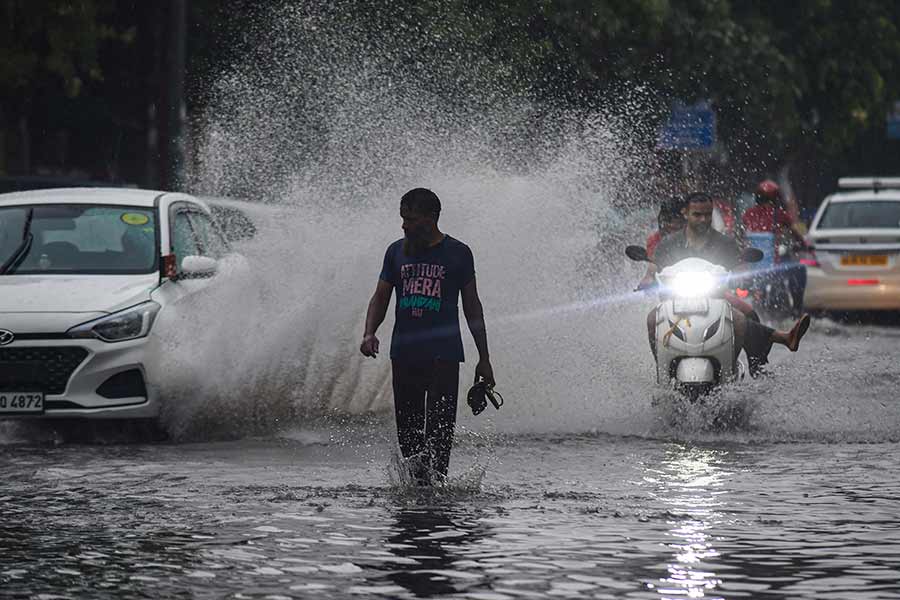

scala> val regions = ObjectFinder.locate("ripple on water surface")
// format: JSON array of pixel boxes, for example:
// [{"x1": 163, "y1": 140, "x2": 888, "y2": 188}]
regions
[{"x1": 1, "y1": 434, "x2": 899, "y2": 599}]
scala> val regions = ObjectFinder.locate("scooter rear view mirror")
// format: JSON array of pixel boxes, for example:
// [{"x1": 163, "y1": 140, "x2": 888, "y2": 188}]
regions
[
  {"x1": 625, "y1": 245, "x2": 651, "y2": 262},
  {"x1": 741, "y1": 247, "x2": 765, "y2": 263}
]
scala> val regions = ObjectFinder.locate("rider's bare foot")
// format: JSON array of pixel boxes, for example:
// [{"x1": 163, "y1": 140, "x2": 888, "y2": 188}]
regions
[{"x1": 785, "y1": 313, "x2": 811, "y2": 352}]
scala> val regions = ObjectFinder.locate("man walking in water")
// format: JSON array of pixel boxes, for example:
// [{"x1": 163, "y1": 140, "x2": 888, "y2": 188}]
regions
[{"x1": 361, "y1": 188, "x2": 495, "y2": 485}]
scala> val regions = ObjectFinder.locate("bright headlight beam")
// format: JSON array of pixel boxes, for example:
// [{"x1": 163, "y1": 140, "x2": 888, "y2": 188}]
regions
[{"x1": 671, "y1": 272, "x2": 715, "y2": 298}]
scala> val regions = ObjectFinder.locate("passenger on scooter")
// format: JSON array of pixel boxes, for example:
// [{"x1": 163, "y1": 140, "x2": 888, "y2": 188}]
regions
[
  {"x1": 638, "y1": 192, "x2": 811, "y2": 376},
  {"x1": 742, "y1": 180, "x2": 806, "y2": 240},
  {"x1": 646, "y1": 196, "x2": 687, "y2": 259},
  {"x1": 741, "y1": 180, "x2": 808, "y2": 313}
]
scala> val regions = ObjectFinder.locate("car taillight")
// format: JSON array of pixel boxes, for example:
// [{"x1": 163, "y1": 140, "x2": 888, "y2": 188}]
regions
[
  {"x1": 847, "y1": 279, "x2": 879, "y2": 286},
  {"x1": 162, "y1": 254, "x2": 177, "y2": 279},
  {"x1": 799, "y1": 247, "x2": 819, "y2": 268}
]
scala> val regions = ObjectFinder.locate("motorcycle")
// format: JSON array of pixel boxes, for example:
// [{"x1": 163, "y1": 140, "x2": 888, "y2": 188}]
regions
[
  {"x1": 627, "y1": 245, "x2": 763, "y2": 401},
  {"x1": 743, "y1": 232, "x2": 805, "y2": 321}
]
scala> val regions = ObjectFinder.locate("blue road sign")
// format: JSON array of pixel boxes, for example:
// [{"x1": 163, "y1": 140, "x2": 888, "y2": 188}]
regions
[
  {"x1": 887, "y1": 102, "x2": 900, "y2": 140},
  {"x1": 658, "y1": 101, "x2": 716, "y2": 150}
]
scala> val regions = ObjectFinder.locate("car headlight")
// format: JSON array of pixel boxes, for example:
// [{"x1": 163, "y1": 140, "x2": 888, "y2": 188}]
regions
[
  {"x1": 670, "y1": 272, "x2": 716, "y2": 298},
  {"x1": 68, "y1": 301, "x2": 161, "y2": 342}
]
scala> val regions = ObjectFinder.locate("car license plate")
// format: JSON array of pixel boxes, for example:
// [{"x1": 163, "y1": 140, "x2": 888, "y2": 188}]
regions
[
  {"x1": 0, "y1": 392, "x2": 45, "y2": 414},
  {"x1": 841, "y1": 254, "x2": 888, "y2": 267},
  {"x1": 673, "y1": 298, "x2": 709, "y2": 315}
]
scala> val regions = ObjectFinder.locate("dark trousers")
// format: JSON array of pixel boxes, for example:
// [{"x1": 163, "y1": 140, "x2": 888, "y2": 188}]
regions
[
  {"x1": 743, "y1": 311, "x2": 774, "y2": 376},
  {"x1": 391, "y1": 360, "x2": 459, "y2": 481},
  {"x1": 786, "y1": 262, "x2": 807, "y2": 315}
]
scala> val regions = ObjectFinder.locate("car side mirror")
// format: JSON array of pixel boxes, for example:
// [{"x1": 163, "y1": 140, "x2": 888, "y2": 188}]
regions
[
  {"x1": 741, "y1": 247, "x2": 764, "y2": 264},
  {"x1": 179, "y1": 255, "x2": 218, "y2": 279},
  {"x1": 625, "y1": 245, "x2": 651, "y2": 262}
]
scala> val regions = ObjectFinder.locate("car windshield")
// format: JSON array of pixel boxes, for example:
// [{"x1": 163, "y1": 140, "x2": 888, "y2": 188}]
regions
[
  {"x1": 0, "y1": 204, "x2": 158, "y2": 275},
  {"x1": 818, "y1": 200, "x2": 900, "y2": 229}
]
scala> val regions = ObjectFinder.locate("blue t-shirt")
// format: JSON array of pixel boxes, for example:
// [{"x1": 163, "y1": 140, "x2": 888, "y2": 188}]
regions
[{"x1": 379, "y1": 235, "x2": 475, "y2": 363}]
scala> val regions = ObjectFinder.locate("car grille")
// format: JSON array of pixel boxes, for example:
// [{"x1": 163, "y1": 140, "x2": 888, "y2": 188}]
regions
[{"x1": 0, "y1": 347, "x2": 89, "y2": 394}]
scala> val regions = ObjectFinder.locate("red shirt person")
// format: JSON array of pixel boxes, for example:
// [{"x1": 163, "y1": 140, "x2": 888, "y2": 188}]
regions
[
  {"x1": 742, "y1": 203, "x2": 793, "y2": 232},
  {"x1": 742, "y1": 188, "x2": 793, "y2": 233},
  {"x1": 646, "y1": 230, "x2": 663, "y2": 259},
  {"x1": 742, "y1": 180, "x2": 804, "y2": 237},
  {"x1": 740, "y1": 179, "x2": 809, "y2": 317}
]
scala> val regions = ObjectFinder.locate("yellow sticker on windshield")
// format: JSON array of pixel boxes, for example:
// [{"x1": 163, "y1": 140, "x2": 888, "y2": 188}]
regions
[{"x1": 121, "y1": 213, "x2": 150, "y2": 226}]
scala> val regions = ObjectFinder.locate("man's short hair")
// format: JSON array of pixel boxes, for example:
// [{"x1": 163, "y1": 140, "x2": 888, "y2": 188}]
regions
[
  {"x1": 683, "y1": 191, "x2": 713, "y2": 207},
  {"x1": 400, "y1": 188, "x2": 441, "y2": 219}
]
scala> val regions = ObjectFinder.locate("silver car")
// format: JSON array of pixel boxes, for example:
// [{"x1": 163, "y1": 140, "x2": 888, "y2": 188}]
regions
[{"x1": 803, "y1": 178, "x2": 900, "y2": 312}]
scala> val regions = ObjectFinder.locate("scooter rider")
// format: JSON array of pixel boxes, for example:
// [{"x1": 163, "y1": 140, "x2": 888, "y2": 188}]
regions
[
  {"x1": 741, "y1": 179, "x2": 807, "y2": 314},
  {"x1": 639, "y1": 192, "x2": 811, "y2": 376}
]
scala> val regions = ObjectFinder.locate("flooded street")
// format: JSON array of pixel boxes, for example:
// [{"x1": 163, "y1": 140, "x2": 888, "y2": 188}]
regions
[
  {"x1": 3, "y1": 323, "x2": 900, "y2": 599},
  {"x1": 3, "y1": 2, "x2": 900, "y2": 599}
]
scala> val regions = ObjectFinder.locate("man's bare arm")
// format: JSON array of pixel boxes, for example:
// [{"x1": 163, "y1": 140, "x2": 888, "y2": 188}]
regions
[
  {"x1": 360, "y1": 279, "x2": 393, "y2": 357},
  {"x1": 461, "y1": 278, "x2": 495, "y2": 386}
]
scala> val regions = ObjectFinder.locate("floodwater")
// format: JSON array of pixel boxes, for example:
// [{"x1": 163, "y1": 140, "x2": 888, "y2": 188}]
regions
[{"x1": 2, "y1": 324, "x2": 900, "y2": 600}]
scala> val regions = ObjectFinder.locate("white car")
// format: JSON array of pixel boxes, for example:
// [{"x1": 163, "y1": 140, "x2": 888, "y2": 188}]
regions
[
  {"x1": 803, "y1": 178, "x2": 900, "y2": 312},
  {"x1": 0, "y1": 188, "x2": 242, "y2": 420}
]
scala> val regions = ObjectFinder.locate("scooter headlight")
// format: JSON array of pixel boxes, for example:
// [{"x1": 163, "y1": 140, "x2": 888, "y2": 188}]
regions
[
  {"x1": 68, "y1": 301, "x2": 161, "y2": 342},
  {"x1": 670, "y1": 272, "x2": 716, "y2": 298}
]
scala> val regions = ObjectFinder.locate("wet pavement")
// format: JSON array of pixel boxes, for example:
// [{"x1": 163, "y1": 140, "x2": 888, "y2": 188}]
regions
[
  {"x1": 2, "y1": 417, "x2": 899, "y2": 599},
  {"x1": 2, "y1": 322, "x2": 900, "y2": 599}
]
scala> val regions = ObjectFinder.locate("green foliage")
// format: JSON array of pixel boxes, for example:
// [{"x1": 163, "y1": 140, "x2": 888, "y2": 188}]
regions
[
  {"x1": 0, "y1": 0, "x2": 131, "y2": 99},
  {"x1": 386, "y1": 0, "x2": 900, "y2": 161},
  {"x1": 2, "y1": 0, "x2": 898, "y2": 182}
]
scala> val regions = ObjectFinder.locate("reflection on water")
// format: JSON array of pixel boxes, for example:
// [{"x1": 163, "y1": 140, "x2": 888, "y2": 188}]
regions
[
  {"x1": 651, "y1": 445, "x2": 729, "y2": 599},
  {"x1": 374, "y1": 506, "x2": 487, "y2": 598},
  {"x1": 2, "y1": 436, "x2": 900, "y2": 599}
]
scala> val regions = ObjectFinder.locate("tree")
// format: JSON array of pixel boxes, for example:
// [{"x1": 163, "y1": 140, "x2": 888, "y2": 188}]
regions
[{"x1": 0, "y1": 0, "x2": 133, "y2": 174}]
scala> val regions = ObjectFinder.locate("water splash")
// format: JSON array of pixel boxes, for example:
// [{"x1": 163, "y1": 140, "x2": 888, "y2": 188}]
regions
[
  {"x1": 1, "y1": 2, "x2": 884, "y2": 446},
  {"x1": 384, "y1": 449, "x2": 489, "y2": 502},
  {"x1": 156, "y1": 1, "x2": 661, "y2": 440}
]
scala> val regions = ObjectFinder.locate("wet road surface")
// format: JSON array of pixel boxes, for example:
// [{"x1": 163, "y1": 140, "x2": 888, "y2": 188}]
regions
[
  {"x1": 2, "y1": 430, "x2": 899, "y2": 599},
  {"x1": 2, "y1": 323, "x2": 900, "y2": 599}
]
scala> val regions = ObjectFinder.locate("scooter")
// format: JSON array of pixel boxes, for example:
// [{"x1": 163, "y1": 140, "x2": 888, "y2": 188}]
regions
[
  {"x1": 627, "y1": 245, "x2": 763, "y2": 401},
  {"x1": 744, "y1": 232, "x2": 804, "y2": 321}
]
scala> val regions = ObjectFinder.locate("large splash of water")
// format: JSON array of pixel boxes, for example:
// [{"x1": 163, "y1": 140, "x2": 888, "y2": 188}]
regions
[
  {"x1": 144, "y1": 2, "x2": 900, "y2": 444},
  {"x1": 150, "y1": 2, "x2": 659, "y2": 439}
]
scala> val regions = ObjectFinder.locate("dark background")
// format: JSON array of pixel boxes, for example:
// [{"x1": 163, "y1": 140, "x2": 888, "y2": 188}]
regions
[{"x1": 1, "y1": 0, "x2": 898, "y2": 213}]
